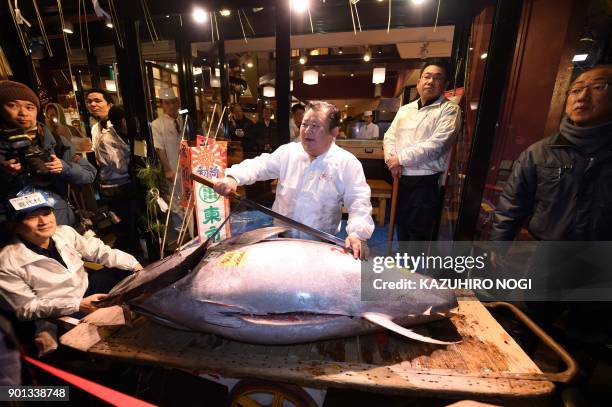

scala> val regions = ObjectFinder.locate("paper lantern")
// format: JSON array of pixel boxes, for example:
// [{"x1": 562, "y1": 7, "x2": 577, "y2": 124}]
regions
[
  {"x1": 372, "y1": 67, "x2": 386, "y2": 84},
  {"x1": 263, "y1": 85, "x2": 275, "y2": 98},
  {"x1": 303, "y1": 69, "x2": 318, "y2": 85},
  {"x1": 105, "y1": 80, "x2": 117, "y2": 92}
]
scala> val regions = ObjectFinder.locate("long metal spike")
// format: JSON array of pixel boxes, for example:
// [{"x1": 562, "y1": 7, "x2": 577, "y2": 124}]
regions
[
  {"x1": 57, "y1": 0, "x2": 78, "y2": 114},
  {"x1": 8, "y1": 1, "x2": 29, "y2": 55},
  {"x1": 387, "y1": 0, "x2": 391, "y2": 33},
  {"x1": 32, "y1": 0, "x2": 53, "y2": 56},
  {"x1": 144, "y1": 0, "x2": 159, "y2": 41},
  {"x1": 108, "y1": 0, "x2": 123, "y2": 48},
  {"x1": 83, "y1": 0, "x2": 91, "y2": 52},
  {"x1": 354, "y1": 2, "x2": 362, "y2": 32},
  {"x1": 241, "y1": 10, "x2": 255, "y2": 36},
  {"x1": 434, "y1": 0, "x2": 441, "y2": 32},
  {"x1": 307, "y1": 6, "x2": 314, "y2": 34},
  {"x1": 140, "y1": 0, "x2": 156, "y2": 44},
  {"x1": 210, "y1": 12, "x2": 215, "y2": 42},
  {"x1": 78, "y1": 0, "x2": 83, "y2": 49},
  {"x1": 237, "y1": 9, "x2": 248, "y2": 43},
  {"x1": 214, "y1": 12, "x2": 220, "y2": 42},
  {"x1": 348, "y1": 0, "x2": 356, "y2": 36}
]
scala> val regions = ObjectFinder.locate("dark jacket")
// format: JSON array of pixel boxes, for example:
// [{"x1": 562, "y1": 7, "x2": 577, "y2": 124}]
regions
[
  {"x1": 251, "y1": 120, "x2": 280, "y2": 153},
  {"x1": 0, "y1": 123, "x2": 97, "y2": 225},
  {"x1": 491, "y1": 133, "x2": 612, "y2": 241}
]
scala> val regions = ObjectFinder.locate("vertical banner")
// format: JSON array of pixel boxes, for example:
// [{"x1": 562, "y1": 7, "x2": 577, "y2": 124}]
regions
[
  {"x1": 179, "y1": 140, "x2": 193, "y2": 209},
  {"x1": 190, "y1": 139, "x2": 231, "y2": 242}
]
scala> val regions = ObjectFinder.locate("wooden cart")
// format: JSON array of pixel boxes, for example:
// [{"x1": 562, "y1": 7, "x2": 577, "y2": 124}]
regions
[{"x1": 60, "y1": 297, "x2": 576, "y2": 404}]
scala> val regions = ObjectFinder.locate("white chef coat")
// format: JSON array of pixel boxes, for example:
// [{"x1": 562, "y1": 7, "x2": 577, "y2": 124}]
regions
[
  {"x1": 290, "y1": 119, "x2": 301, "y2": 142},
  {"x1": 151, "y1": 113, "x2": 184, "y2": 172},
  {"x1": 355, "y1": 122, "x2": 379, "y2": 140},
  {"x1": 0, "y1": 225, "x2": 139, "y2": 321},
  {"x1": 226, "y1": 142, "x2": 374, "y2": 240},
  {"x1": 383, "y1": 95, "x2": 461, "y2": 176}
]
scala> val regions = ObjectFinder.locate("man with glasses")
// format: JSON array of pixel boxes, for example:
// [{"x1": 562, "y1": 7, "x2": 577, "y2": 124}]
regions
[
  {"x1": 490, "y1": 66, "x2": 612, "y2": 395},
  {"x1": 491, "y1": 64, "x2": 612, "y2": 241},
  {"x1": 383, "y1": 62, "x2": 461, "y2": 241},
  {"x1": 213, "y1": 101, "x2": 374, "y2": 259}
]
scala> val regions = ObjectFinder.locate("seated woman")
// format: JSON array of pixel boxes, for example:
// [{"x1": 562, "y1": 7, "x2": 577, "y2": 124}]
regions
[{"x1": 0, "y1": 192, "x2": 142, "y2": 322}]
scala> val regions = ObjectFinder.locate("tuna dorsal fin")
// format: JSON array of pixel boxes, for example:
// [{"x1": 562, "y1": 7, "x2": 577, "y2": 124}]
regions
[{"x1": 362, "y1": 312, "x2": 460, "y2": 345}]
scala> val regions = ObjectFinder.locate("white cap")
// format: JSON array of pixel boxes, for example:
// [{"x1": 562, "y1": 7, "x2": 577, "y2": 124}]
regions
[
  {"x1": 363, "y1": 110, "x2": 373, "y2": 117},
  {"x1": 159, "y1": 87, "x2": 177, "y2": 100}
]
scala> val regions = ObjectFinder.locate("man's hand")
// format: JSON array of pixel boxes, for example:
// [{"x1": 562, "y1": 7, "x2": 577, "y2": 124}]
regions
[
  {"x1": 386, "y1": 153, "x2": 402, "y2": 177},
  {"x1": 345, "y1": 235, "x2": 367, "y2": 260},
  {"x1": 213, "y1": 177, "x2": 238, "y2": 196},
  {"x1": 132, "y1": 263, "x2": 143, "y2": 272},
  {"x1": 44, "y1": 155, "x2": 63, "y2": 174},
  {"x1": 2, "y1": 159, "x2": 22, "y2": 174},
  {"x1": 34, "y1": 331, "x2": 58, "y2": 357},
  {"x1": 165, "y1": 169, "x2": 175, "y2": 180},
  {"x1": 79, "y1": 293, "x2": 107, "y2": 314}
]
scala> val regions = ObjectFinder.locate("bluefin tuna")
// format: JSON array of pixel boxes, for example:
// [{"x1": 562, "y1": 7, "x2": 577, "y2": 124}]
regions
[{"x1": 101, "y1": 227, "x2": 458, "y2": 345}]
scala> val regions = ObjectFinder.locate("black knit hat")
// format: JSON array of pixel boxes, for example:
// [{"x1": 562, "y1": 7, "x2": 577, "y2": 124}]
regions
[{"x1": 0, "y1": 80, "x2": 40, "y2": 111}]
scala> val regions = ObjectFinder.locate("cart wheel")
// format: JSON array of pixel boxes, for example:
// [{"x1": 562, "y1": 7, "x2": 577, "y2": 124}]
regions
[{"x1": 229, "y1": 379, "x2": 318, "y2": 407}]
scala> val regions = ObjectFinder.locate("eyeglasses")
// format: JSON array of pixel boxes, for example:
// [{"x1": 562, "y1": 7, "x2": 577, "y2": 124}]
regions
[
  {"x1": 420, "y1": 74, "x2": 446, "y2": 82},
  {"x1": 566, "y1": 81, "x2": 610, "y2": 97}
]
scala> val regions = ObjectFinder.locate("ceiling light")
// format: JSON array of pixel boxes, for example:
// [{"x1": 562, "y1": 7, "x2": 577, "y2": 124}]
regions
[
  {"x1": 350, "y1": 72, "x2": 355, "y2": 77},
  {"x1": 572, "y1": 54, "x2": 588, "y2": 62},
  {"x1": 263, "y1": 85, "x2": 275, "y2": 97},
  {"x1": 303, "y1": 69, "x2": 318, "y2": 85},
  {"x1": 192, "y1": 7, "x2": 208, "y2": 24},
  {"x1": 299, "y1": 55, "x2": 307, "y2": 65},
  {"x1": 246, "y1": 58, "x2": 254, "y2": 68},
  {"x1": 372, "y1": 67, "x2": 385, "y2": 84},
  {"x1": 321, "y1": 72, "x2": 326, "y2": 77},
  {"x1": 62, "y1": 21, "x2": 74, "y2": 34},
  {"x1": 363, "y1": 50, "x2": 372, "y2": 62},
  {"x1": 344, "y1": 104, "x2": 348, "y2": 108},
  {"x1": 480, "y1": 53, "x2": 488, "y2": 60},
  {"x1": 338, "y1": 47, "x2": 343, "y2": 55},
  {"x1": 412, "y1": 0, "x2": 427, "y2": 5},
  {"x1": 105, "y1": 18, "x2": 113, "y2": 29},
  {"x1": 220, "y1": 9, "x2": 231, "y2": 17},
  {"x1": 292, "y1": 0, "x2": 310, "y2": 13},
  {"x1": 165, "y1": 15, "x2": 170, "y2": 18}
]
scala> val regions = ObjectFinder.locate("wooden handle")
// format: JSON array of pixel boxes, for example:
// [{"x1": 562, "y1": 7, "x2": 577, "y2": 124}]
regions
[
  {"x1": 387, "y1": 175, "x2": 399, "y2": 243},
  {"x1": 190, "y1": 173, "x2": 242, "y2": 200}
]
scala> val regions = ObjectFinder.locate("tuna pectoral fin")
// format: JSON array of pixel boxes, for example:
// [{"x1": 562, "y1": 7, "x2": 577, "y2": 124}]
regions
[{"x1": 362, "y1": 313, "x2": 460, "y2": 345}]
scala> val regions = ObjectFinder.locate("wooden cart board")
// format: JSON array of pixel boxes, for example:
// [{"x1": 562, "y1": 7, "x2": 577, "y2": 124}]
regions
[{"x1": 60, "y1": 299, "x2": 555, "y2": 400}]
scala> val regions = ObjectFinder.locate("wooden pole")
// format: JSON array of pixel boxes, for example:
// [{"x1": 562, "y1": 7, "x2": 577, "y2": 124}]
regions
[{"x1": 387, "y1": 175, "x2": 399, "y2": 245}]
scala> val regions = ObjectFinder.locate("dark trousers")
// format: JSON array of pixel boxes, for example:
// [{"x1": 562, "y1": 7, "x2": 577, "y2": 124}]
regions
[
  {"x1": 84, "y1": 267, "x2": 132, "y2": 297},
  {"x1": 396, "y1": 173, "x2": 442, "y2": 241}
]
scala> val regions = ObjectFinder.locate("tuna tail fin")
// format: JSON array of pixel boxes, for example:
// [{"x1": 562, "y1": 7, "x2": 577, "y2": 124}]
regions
[{"x1": 362, "y1": 312, "x2": 460, "y2": 345}]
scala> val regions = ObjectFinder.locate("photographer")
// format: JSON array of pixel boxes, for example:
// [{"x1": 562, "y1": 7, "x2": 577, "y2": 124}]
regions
[{"x1": 0, "y1": 81, "x2": 96, "y2": 226}]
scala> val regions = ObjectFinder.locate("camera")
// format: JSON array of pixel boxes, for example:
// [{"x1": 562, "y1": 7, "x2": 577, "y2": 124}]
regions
[{"x1": 4, "y1": 132, "x2": 53, "y2": 185}]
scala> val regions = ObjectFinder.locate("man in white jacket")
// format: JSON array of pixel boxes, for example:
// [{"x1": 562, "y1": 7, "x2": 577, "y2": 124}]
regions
[
  {"x1": 0, "y1": 192, "x2": 142, "y2": 321},
  {"x1": 213, "y1": 102, "x2": 374, "y2": 259},
  {"x1": 384, "y1": 62, "x2": 461, "y2": 241}
]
